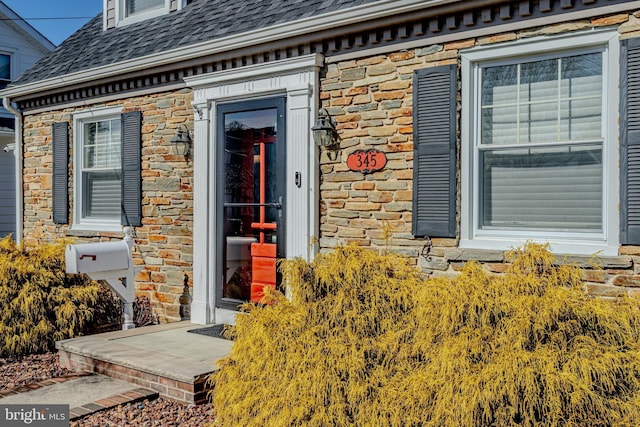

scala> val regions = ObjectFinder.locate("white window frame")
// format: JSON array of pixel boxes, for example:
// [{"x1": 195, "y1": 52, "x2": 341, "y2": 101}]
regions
[
  {"x1": 115, "y1": 0, "x2": 179, "y2": 27},
  {"x1": 0, "y1": 48, "x2": 17, "y2": 88},
  {"x1": 72, "y1": 106, "x2": 123, "y2": 232},
  {"x1": 0, "y1": 53, "x2": 11, "y2": 85},
  {"x1": 460, "y1": 30, "x2": 620, "y2": 256}
]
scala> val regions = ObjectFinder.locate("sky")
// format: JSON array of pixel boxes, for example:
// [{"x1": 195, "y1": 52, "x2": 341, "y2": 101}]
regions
[{"x1": 3, "y1": 0, "x2": 102, "y2": 46}]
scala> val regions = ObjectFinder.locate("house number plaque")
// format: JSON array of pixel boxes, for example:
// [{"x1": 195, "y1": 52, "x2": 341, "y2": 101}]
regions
[{"x1": 346, "y1": 148, "x2": 387, "y2": 174}]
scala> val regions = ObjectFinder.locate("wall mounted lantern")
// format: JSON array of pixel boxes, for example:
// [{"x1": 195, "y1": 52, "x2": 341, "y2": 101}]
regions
[
  {"x1": 171, "y1": 125, "x2": 192, "y2": 157},
  {"x1": 312, "y1": 108, "x2": 339, "y2": 148}
]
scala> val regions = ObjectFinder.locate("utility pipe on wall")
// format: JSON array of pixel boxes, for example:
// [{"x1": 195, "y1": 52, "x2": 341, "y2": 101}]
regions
[{"x1": 2, "y1": 97, "x2": 23, "y2": 244}]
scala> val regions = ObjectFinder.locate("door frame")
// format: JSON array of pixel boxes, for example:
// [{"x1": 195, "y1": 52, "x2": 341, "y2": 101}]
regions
[
  {"x1": 186, "y1": 54, "x2": 323, "y2": 325},
  {"x1": 215, "y1": 97, "x2": 287, "y2": 310}
]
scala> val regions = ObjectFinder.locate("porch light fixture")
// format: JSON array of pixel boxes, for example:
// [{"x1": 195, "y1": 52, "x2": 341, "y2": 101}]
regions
[
  {"x1": 171, "y1": 125, "x2": 192, "y2": 157},
  {"x1": 312, "y1": 108, "x2": 339, "y2": 148}
]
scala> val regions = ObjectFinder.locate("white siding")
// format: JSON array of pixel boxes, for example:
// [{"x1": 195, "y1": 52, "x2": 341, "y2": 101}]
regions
[
  {"x1": 0, "y1": 13, "x2": 52, "y2": 238},
  {"x1": 0, "y1": 20, "x2": 50, "y2": 80},
  {"x1": 0, "y1": 138, "x2": 15, "y2": 237}
]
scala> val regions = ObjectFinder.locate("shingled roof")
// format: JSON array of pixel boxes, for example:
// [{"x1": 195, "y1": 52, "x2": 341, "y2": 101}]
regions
[{"x1": 14, "y1": 0, "x2": 378, "y2": 86}]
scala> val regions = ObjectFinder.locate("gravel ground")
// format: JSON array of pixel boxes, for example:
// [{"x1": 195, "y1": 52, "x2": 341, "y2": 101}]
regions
[
  {"x1": 0, "y1": 352, "x2": 215, "y2": 426},
  {"x1": 0, "y1": 352, "x2": 73, "y2": 389},
  {"x1": 72, "y1": 399, "x2": 214, "y2": 427}
]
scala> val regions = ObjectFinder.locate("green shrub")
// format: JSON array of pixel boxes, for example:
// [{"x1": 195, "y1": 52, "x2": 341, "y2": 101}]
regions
[
  {"x1": 0, "y1": 237, "x2": 118, "y2": 356},
  {"x1": 81, "y1": 284, "x2": 124, "y2": 334},
  {"x1": 211, "y1": 243, "x2": 640, "y2": 427}
]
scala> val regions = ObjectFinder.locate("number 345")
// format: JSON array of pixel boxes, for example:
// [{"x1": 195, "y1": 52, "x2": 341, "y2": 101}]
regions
[
  {"x1": 347, "y1": 149, "x2": 387, "y2": 173},
  {"x1": 355, "y1": 152, "x2": 378, "y2": 168}
]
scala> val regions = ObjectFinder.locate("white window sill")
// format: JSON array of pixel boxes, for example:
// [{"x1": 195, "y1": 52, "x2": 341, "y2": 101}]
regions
[
  {"x1": 459, "y1": 237, "x2": 619, "y2": 257},
  {"x1": 71, "y1": 223, "x2": 123, "y2": 234}
]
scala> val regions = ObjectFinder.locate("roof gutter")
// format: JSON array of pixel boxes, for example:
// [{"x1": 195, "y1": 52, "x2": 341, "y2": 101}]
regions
[
  {"x1": 6, "y1": 0, "x2": 634, "y2": 102},
  {"x1": 0, "y1": 0, "x2": 482, "y2": 99},
  {"x1": 2, "y1": 97, "x2": 23, "y2": 244}
]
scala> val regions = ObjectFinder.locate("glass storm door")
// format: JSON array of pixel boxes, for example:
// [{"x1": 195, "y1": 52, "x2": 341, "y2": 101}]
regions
[{"x1": 216, "y1": 98, "x2": 286, "y2": 309}]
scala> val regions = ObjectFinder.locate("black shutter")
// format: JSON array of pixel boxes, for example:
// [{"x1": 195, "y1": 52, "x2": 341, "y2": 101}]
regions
[
  {"x1": 52, "y1": 122, "x2": 68, "y2": 224},
  {"x1": 121, "y1": 111, "x2": 142, "y2": 227},
  {"x1": 621, "y1": 39, "x2": 640, "y2": 245},
  {"x1": 412, "y1": 64, "x2": 457, "y2": 238}
]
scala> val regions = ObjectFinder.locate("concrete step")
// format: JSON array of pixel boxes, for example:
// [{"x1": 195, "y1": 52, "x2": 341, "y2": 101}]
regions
[
  {"x1": 56, "y1": 321, "x2": 234, "y2": 404},
  {"x1": 0, "y1": 373, "x2": 158, "y2": 420}
]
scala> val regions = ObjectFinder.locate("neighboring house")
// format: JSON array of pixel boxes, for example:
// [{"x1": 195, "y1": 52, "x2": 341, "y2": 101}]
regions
[
  {"x1": 0, "y1": 2, "x2": 53, "y2": 237},
  {"x1": 2, "y1": 0, "x2": 640, "y2": 324}
]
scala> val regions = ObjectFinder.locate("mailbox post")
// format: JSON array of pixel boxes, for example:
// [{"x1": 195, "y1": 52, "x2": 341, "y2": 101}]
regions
[{"x1": 66, "y1": 227, "x2": 136, "y2": 329}]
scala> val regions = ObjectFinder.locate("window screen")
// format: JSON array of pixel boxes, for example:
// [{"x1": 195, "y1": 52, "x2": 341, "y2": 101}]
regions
[
  {"x1": 478, "y1": 52, "x2": 604, "y2": 232},
  {"x1": 81, "y1": 119, "x2": 122, "y2": 219}
]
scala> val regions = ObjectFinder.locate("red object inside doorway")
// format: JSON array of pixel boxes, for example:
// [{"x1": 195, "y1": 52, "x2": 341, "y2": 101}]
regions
[{"x1": 250, "y1": 132, "x2": 277, "y2": 303}]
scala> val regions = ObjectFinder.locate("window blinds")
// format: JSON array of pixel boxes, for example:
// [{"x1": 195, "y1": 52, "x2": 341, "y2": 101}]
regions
[{"x1": 126, "y1": 0, "x2": 164, "y2": 15}]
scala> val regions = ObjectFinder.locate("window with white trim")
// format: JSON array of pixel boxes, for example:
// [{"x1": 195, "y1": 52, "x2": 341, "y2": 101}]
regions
[
  {"x1": 74, "y1": 109, "x2": 122, "y2": 229},
  {"x1": 125, "y1": 0, "x2": 164, "y2": 17},
  {"x1": 115, "y1": 0, "x2": 178, "y2": 27},
  {"x1": 461, "y1": 31, "x2": 620, "y2": 255},
  {"x1": 0, "y1": 54, "x2": 11, "y2": 89}
]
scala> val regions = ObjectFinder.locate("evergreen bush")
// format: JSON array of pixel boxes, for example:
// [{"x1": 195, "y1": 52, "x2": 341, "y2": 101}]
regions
[
  {"x1": 0, "y1": 237, "x2": 118, "y2": 356},
  {"x1": 211, "y1": 243, "x2": 640, "y2": 426}
]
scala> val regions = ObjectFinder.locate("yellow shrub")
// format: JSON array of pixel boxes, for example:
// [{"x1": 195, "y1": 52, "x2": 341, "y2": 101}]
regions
[
  {"x1": 211, "y1": 243, "x2": 640, "y2": 426},
  {"x1": 0, "y1": 236, "x2": 117, "y2": 356}
]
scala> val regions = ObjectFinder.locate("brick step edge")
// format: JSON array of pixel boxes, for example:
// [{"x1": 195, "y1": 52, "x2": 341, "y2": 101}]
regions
[{"x1": 70, "y1": 387, "x2": 159, "y2": 420}]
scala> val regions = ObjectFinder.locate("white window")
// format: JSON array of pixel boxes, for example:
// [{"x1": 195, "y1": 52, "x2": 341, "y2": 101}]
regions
[
  {"x1": 73, "y1": 108, "x2": 122, "y2": 231},
  {"x1": 460, "y1": 31, "x2": 620, "y2": 255},
  {"x1": 125, "y1": 0, "x2": 165, "y2": 16},
  {"x1": 115, "y1": 0, "x2": 179, "y2": 27},
  {"x1": 0, "y1": 54, "x2": 10, "y2": 89}
]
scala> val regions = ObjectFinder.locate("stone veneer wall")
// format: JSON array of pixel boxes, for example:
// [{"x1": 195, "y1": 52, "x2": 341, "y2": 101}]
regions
[
  {"x1": 22, "y1": 88, "x2": 194, "y2": 322},
  {"x1": 319, "y1": 12, "x2": 640, "y2": 298}
]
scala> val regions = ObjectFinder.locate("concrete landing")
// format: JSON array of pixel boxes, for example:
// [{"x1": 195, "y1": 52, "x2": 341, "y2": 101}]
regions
[
  {"x1": 56, "y1": 321, "x2": 234, "y2": 404},
  {"x1": 0, "y1": 374, "x2": 157, "y2": 420}
]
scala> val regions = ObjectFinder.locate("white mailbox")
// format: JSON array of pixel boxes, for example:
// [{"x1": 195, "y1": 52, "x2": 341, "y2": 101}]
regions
[
  {"x1": 65, "y1": 228, "x2": 137, "y2": 330},
  {"x1": 66, "y1": 240, "x2": 130, "y2": 280}
]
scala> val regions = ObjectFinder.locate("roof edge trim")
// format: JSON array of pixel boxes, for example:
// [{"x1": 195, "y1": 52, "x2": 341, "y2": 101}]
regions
[{"x1": 1, "y1": 0, "x2": 473, "y2": 99}]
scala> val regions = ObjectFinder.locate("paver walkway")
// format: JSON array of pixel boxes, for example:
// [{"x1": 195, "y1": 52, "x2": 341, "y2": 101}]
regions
[{"x1": 0, "y1": 373, "x2": 157, "y2": 420}]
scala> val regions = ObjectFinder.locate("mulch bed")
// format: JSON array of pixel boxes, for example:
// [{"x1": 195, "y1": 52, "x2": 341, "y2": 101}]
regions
[
  {"x1": 0, "y1": 352, "x2": 73, "y2": 389},
  {"x1": 72, "y1": 398, "x2": 214, "y2": 427},
  {"x1": 0, "y1": 352, "x2": 215, "y2": 426}
]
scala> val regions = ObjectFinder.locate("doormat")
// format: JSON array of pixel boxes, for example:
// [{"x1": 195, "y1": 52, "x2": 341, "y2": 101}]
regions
[{"x1": 187, "y1": 324, "x2": 233, "y2": 340}]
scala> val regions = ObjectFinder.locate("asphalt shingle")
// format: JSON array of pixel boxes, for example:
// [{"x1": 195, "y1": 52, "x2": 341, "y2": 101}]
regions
[{"x1": 13, "y1": 0, "x2": 379, "y2": 86}]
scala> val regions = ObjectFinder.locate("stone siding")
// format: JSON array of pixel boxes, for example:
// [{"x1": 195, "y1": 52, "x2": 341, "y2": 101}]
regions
[
  {"x1": 22, "y1": 88, "x2": 194, "y2": 323},
  {"x1": 319, "y1": 11, "x2": 640, "y2": 297}
]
